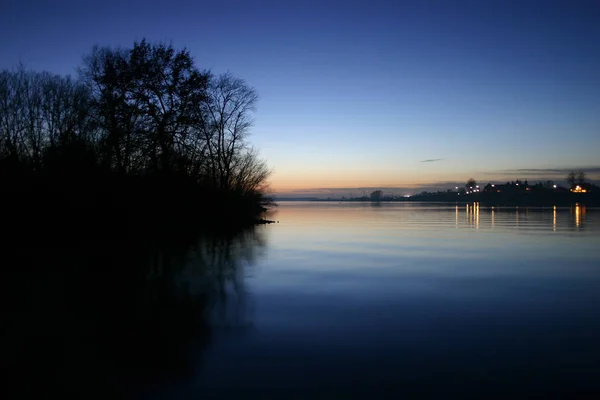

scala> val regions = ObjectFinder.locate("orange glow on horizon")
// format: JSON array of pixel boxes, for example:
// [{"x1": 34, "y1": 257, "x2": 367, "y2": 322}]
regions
[
  {"x1": 269, "y1": 170, "x2": 473, "y2": 192},
  {"x1": 267, "y1": 170, "x2": 600, "y2": 194},
  {"x1": 270, "y1": 176, "x2": 439, "y2": 192}
]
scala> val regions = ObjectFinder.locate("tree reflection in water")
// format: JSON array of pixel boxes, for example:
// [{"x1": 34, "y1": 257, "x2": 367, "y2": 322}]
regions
[{"x1": 3, "y1": 225, "x2": 266, "y2": 397}]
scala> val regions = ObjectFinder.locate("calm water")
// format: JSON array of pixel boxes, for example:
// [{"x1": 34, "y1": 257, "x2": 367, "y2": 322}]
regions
[{"x1": 162, "y1": 202, "x2": 600, "y2": 398}]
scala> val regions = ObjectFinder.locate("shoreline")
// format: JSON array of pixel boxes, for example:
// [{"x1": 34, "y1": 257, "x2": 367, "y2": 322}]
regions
[{"x1": 300, "y1": 193, "x2": 600, "y2": 207}]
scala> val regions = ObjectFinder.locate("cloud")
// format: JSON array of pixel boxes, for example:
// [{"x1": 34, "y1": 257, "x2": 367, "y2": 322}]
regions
[{"x1": 420, "y1": 158, "x2": 443, "y2": 163}]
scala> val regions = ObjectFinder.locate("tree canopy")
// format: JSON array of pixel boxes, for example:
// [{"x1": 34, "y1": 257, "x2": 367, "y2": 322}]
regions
[
  {"x1": 1, "y1": 40, "x2": 272, "y2": 230},
  {"x1": 1, "y1": 40, "x2": 271, "y2": 207},
  {"x1": 370, "y1": 190, "x2": 383, "y2": 202},
  {"x1": 567, "y1": 170, "x2": 586, "y2": 187}
]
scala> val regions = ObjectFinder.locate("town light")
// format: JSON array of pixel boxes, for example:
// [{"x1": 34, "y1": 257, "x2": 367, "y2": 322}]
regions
[{"x1": 571, "y1": 185, "x2": 587, "y2": 193}]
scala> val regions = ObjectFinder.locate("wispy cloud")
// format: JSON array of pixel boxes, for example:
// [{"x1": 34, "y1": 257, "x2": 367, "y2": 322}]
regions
[{"x1": 420, "y1": 158, "x2": 443, "y2": 163}]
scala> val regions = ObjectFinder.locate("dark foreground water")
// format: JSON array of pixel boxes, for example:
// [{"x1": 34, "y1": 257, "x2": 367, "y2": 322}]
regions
[
  {"x1": 5, "y1": 202, "x2": 600, "y2": 398},
  {"x1": 158, "y1": 202, "x2": 600, "y2": 398}
]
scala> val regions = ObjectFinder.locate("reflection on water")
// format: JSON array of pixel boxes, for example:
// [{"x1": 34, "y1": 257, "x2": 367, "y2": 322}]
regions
[
  {"x1": 193, "y1": 202, "x2": 600, "y2": 398},
  {"x1": 3, "y1": 225, "x2": 266, "y2": 398},
  {"x1": 374, "y1": 202, "x2": 593, "y2": 233},
  {"x1": 270, "y1": 201, "x2": 596, "y2": 235},
  {"x1": 465, "y1": 202, "x2": 480, "y2": 228},
  {"x1": 574, "y1": 203, "x2": 586, "y2": 228},
  {"x1": 7, "y1": 202, "x2": 600, "y2": 397}
]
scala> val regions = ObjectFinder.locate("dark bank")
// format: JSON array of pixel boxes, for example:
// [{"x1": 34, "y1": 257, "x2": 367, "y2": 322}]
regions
[{"x1": 1, "y1": 39, "x2": 273, "y2": 397}]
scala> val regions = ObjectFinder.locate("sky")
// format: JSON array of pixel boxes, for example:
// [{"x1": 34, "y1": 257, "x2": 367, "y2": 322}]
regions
[{"x1": 2, "y1": 0, "x2": 599, "y2": 197}]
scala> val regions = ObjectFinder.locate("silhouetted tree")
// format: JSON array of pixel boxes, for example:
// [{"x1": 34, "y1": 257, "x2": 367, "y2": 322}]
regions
[
  {"x1": 230, "y1": 147, "x2": 271, "y2": 194},
  {"x1": 0, "y1": 66, "x2": 95, "y2": 172},
  {"x1": 567, "y1": 171, "x2": 577, "y2": 186},
  {"x1": 567, "y1": 170, "x2": 586, "y2": 187},
  {"x1": 79, "y1": 46, "x2": 138, "y2": 173},
  {"x1": 129, "y1": 40, "x2": 211, "y2": 174},
  {"x1": 2, "y1": 39, "x2": 272, "y2": 233},
  {"x1": 77, "y1": 40, "x2": 269, "y2": 199},
  {"x1": 370, "y1": 190, "x2": 383, "y2": 202},
  {"x1": 80, "y1": 41, "x2": 212, "y2": 175},
  {"x1": 0, "y1": 66, "x2": 41, "y2": 165},
  {"x1": 203, "y1": 72, "x2": 259, "y2": 189},
  {"x1": 465, "y1": 178, "x2": 477, "y2": 190}
]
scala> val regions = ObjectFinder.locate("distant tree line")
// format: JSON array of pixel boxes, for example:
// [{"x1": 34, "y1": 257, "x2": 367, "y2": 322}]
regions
[{"x1": 0, "y1": 40, "x2": 272, "y2": 230}]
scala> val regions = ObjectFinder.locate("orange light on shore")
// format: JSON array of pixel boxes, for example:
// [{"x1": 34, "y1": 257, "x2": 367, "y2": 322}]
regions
[{"x1": 571, "y1": 185, "x2": 587, "y2": 193}]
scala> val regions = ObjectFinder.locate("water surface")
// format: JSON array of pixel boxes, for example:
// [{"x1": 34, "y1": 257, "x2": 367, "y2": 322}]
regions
[{"x1": 167, "y1": 202, "x2": 600, "y2": 398}]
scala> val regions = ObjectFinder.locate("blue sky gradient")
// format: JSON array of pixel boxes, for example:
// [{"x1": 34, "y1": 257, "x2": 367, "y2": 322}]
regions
[{"x1": 2, "y1": 0, "x2": 599, "y2": 196}]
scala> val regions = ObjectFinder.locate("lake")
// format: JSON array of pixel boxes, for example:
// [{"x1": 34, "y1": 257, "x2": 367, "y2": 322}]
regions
[{"x1": 152, "y1": 202, "x2": 600, "y2": 398}]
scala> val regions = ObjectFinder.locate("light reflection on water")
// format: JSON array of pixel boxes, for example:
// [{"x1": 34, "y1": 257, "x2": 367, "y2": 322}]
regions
[
  {"x1": 182, "y1": 203, "x2": 600, "y2": 397},
  {"x1": 267, "y1": 201, "x2": 594, "y2": 233}
]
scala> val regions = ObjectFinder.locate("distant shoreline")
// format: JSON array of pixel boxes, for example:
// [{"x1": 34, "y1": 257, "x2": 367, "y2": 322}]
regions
[{"x1": 275, "y1": 193, "x2": 600, "y2": 207}]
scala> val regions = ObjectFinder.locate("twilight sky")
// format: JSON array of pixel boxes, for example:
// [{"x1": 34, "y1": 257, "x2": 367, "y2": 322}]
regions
[{"x1": 2, "y1": 0, "x2": 599, "y2": 197}]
